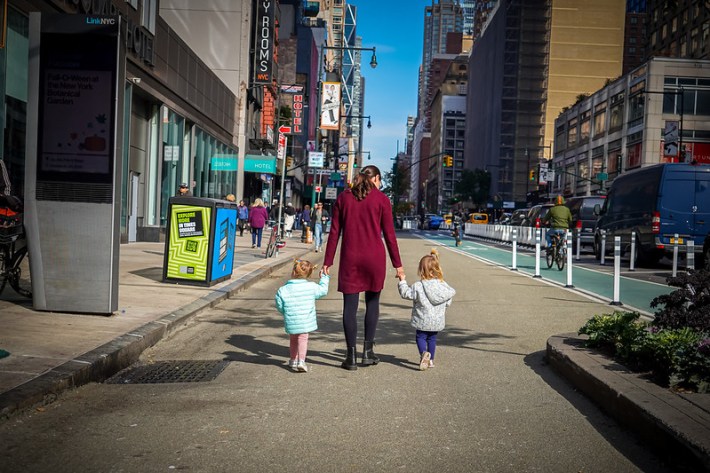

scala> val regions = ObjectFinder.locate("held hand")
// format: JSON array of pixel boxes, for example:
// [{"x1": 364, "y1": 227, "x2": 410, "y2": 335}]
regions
[
  {"x1": 321, "y1": 265, "x2": 330, "y2": 276},
  {"x1": 395, "y1": 266, "x2": 405, "y2": 281}
]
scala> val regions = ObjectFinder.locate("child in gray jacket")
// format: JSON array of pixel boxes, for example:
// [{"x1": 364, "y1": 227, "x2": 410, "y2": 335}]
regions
[{"x1": 397, "y1": 248, "x2": 455, "y2": 370}]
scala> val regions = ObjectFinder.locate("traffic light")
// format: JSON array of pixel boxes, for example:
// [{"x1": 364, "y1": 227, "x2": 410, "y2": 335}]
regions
[
  {"x1": 529, "y1": 169, "x2": 536, "y2": 181},
  {"x1": 443, "y1": 155, "x2": 453, "y2": 167},
  {"x1": 286, "y1": 157, "x2": 293, "y2": 168}
]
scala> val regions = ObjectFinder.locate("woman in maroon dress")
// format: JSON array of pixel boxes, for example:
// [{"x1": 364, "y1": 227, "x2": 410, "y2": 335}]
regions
[{"x1": 322, "y1": 165, "x2": 405, "y2": 370}]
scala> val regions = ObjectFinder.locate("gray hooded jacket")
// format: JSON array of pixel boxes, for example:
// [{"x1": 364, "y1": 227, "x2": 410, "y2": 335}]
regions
[{"x1": 398, "y1": 279, "x2": 455, "y2": 332}]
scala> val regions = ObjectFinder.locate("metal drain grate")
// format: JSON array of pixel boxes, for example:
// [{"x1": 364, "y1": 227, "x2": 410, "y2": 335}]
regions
[{"x1": 106, "y1": 360, "x2": 229, "y2": 384}]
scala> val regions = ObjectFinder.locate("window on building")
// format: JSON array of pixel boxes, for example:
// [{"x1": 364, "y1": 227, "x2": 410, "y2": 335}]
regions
[
  {"x1": 142, "y1": 0, "x2": 156, "y2": 34},
  {"x1": 567, "y1": 117, "x2": 578, "y2": 148},
  {"x1": 594, "y1": 102, "x2": 607, "y2": 136},
  {"x1": 580, "y1": 117, "x2": 590, "y2": 143},
  {"x1": 609, "y1": 93, "x2": 624, "y2": 131}
]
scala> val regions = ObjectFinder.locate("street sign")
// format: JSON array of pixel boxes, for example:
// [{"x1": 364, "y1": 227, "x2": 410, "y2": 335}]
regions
[
  {"x1": 308, "y1": 151, "x2": 324, "y2": 168},
  {"x1": 315, "y1": 185, "x2": 322, "y2": 193},
  {"x1": 325, "y1": 187, "x2": 337, "y2": 199},
  {"x1": 597, "y1": 172, "x2": 608, "y2": 181},
  {"x1": 331, "y1": 172, "x2": 342, "y2": 181},
  {"x1": 278, "y1": 125, "x2": 292, "y2": 134}
]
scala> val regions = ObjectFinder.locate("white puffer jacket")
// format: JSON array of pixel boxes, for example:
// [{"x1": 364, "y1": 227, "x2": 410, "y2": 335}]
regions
[{"x1": 398, "y1": 279, "x2": 455, "y2": 332}]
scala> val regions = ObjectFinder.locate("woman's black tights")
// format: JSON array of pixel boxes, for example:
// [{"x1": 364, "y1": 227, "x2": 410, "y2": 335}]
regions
[{"x1": 342, "y1": 291, "x2": 381, "y2": 348}]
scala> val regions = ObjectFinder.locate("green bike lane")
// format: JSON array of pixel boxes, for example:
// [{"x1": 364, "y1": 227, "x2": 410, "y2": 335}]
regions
[{"x1": 418, "y1": 232, "x2": 673, "y2": 316}]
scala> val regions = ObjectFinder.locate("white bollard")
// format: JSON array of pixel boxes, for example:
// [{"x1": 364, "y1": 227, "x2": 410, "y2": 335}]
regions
[
  {"x1": 687, "y1": 240, "x2": 695, "y2": 271},
  {"x1": 611, "y1": 236, "x2": 623, "y2": 306},
  {"x1": 511, "y1": 229, "x2": 518, "y2": 271},
  {"x1": 566, "y1": 230, "x2": 574, "y2": 288},
  {"x1": 534, "y1": 228, "x2": 542, "y2": 278},
  {"x1": 575, "y1": 230, "x2": 581, "y2": 261},
  {"x1": 600, "y1": 230, "x2": 607, "y2": 266},
  {"x1": 672, "y1": 233, "x2": 679, "y2": 277},
  {"x1": 629, "y1": 232, "x2": 636, "y2": 271}
]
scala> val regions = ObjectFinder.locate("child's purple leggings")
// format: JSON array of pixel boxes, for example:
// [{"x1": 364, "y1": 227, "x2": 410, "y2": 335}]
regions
[{"x1": 416, "y1": 330, "x2": 438, "y2": 359}]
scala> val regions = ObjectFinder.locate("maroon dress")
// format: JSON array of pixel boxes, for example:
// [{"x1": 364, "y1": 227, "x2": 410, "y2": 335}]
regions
[{"x1": 323, "y1": 188, "x2": 402, "y2": 293}]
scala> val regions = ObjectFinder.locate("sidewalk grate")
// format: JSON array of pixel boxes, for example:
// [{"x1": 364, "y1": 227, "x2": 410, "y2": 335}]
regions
[{"x1": 106, "y1": 360, "x2": 229, "y2": 384}]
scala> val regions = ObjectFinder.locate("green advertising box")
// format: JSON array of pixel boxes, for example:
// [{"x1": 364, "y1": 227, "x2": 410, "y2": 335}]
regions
[{"x1": 163, "y1": 197, "x2": 237, "y2": 286}]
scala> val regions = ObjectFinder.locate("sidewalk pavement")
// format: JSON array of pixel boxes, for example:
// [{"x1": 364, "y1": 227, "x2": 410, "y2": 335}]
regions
[
  {"x1": 0, "y1": 234, "x2": 311, "y2": 419},
  {"x1": 1, "y1": 229, "x2": 709, "y2": 469}
]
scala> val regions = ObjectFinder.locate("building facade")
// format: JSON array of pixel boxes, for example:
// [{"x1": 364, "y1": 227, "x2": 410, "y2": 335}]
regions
[
  {"x1": 550, "y1": 57, "x2": 710, "y2": 197},
  {"x1": 2, "y1": 0, "x2": 240, "y2": 243}
]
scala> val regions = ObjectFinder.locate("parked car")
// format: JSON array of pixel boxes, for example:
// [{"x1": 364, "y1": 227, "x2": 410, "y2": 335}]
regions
[
  {"x1": 422, "y1": 214, "x2": 444, "y2": 230},
  {"x1": 593, "y1": 163, "x2": 710, "y2": 265},
  {"x1": 509, "y1": 208, "x2": 528, "y2": 226},
  {"x1": 565, "y1": 195, "x2": 606, "y2": 251},
  {"x1": 469, "y1": 212, "x2": 489, "y2": 224},
  {"x1": 523, "y1": 204, "x2": 554, "y2": 227}
]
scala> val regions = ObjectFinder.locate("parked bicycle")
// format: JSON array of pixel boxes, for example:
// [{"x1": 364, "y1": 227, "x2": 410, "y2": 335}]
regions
[
  {"x1": 264, "y1": 220, "x2": 286, "y2": 259},
  {"x1": 545, "y1": 232, "x2": 567, "y2": 271},
  {"x1": 0, "y1": 196, "x2": 31, "y2": 298}
]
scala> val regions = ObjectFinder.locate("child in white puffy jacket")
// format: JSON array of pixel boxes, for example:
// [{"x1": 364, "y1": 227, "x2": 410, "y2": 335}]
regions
[{"x1": 397, "y1": 248, "x2": 455, "y2": 371}]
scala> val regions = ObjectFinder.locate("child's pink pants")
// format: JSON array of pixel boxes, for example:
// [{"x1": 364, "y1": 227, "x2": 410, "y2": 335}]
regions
[{"x1": 289, "y1": 333, "x2": 309, "y2": 360}]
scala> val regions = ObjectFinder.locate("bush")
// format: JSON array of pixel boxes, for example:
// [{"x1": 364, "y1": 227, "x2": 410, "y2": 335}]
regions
[
  {"x1": 578, "y1": 311, "x2": 647, "y2": 361},
  {"x1": 650, "y1": 269, "x2": 710, "y2": 331},
  {"x1": 579, "y1": 312, "x2": 710, "y2": 392}
]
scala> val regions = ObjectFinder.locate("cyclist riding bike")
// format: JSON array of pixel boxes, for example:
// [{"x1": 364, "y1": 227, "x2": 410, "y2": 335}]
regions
[{"x1": 542, "y1": 195, "x2": 572, "y2": 248}]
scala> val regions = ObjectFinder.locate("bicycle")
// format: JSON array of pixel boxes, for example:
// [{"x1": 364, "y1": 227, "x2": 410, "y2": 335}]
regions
[
  {"x1": 264, "y1": 221, "x2": 286, "y2": 259},
  {"x1": 545, "y1": 232, "x2": 567, "y2": 271},
  {"x1": 0, "y1": 209, "x2": 32, "y2": 298}
]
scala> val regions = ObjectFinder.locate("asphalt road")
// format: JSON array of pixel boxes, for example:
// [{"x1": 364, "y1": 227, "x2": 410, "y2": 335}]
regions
[{"x1": 0, "y1": 235, "x2": 677, "y2": 472}]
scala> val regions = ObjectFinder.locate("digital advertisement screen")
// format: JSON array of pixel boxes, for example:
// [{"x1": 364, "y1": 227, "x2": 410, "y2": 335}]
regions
[{"x1": 37, "y1": 15, "x2": 118, "y2": 184}]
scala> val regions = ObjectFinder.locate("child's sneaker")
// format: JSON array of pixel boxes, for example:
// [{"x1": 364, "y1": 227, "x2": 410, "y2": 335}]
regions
[
  {"x1": 419, "y1": 352, "x2": 431, "y2": 371},
  {"x1": 428, "y1": 359, "x2": 435, "y2": 368},
  {"x1": 288, "y1": 359, "x2": 298, "y2": 371},
  {"x1": 296, "y1": 360, "x2": 308, "y2": 373}
]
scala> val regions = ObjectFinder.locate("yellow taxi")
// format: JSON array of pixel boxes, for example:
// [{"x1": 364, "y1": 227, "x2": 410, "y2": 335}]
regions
[
  {"x1": 443, "y1": 213, "x2": 453, "y2": 225},
  {"x1": 469, "y1": 212, "x2": 489, "y2": 224}
]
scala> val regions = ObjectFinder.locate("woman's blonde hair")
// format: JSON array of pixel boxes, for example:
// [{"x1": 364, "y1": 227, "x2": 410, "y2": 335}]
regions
[
  {"x1": 253, "y1": 198, "x2": 265, "y2": 207},
  {"x1": 418, "y1": 248, "x2": 444, "y2": 281},
  {"x1": 292, "y1": 259, "x2": 317, "y2": 279}
]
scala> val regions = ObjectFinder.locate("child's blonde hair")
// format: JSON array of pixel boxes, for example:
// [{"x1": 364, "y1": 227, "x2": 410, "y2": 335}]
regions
[
  {"x1": 292, "y1": 259, "x2": 317, "y2": 279},
  {"x1": 418, "y1": 248, "x2": 444, "y2": 280}
]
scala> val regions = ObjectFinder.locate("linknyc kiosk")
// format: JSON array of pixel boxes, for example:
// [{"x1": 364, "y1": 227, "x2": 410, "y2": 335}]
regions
[{"x1": 163, "y1": 197, "x2": 237, "y2": 286}]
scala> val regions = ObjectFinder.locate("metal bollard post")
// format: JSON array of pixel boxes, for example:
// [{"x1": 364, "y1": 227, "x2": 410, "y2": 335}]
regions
[
  {"x1": 575, "y1": 230, "x2": 581, "y2": 261},
  {"x1": 566, "y1": 230, "x2": 574, "y2": 288},
  {"x1": 534, "y1": 228, "x2": 542, "y2": 278},
  {"x1": 611, "y1": 236, "x2": 623, "y2": 306},
  {"x1": 687, "y1": 240, "x2": 695, "y2": 272},
  {"x1": 629, "y1": 231, "x2": 636, "y2": 272},
  {"x1": 600, "y1": 230, "x2": 607, "y2": 266},
  {"x1": 511, "y1": 229, "x2": 518, "y2": 271},
  {"x1": 672, "y1": 233, "x2": 679, "y2": 278}
]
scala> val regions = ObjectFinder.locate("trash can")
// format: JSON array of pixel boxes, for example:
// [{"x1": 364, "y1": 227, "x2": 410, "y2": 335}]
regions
[{"x1": 163, "y1": 196, "x2": 238, "y2": 286}]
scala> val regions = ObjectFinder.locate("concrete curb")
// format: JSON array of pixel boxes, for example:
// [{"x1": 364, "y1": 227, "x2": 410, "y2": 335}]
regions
[
  {"x1": 547, "y1": 333, "x2": 710, "y2": 472},
  {"x1": 0, "y1": 250, "x2": 308, "y2": 420}
]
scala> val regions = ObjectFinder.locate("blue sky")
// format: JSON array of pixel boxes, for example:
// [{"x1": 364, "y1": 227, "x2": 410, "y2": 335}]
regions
[{"x1": 354, "y1": 1, "x2": 426, "y2": 176}]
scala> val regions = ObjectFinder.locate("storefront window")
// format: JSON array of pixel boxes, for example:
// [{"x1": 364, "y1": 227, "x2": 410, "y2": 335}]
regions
[
  {"x1": 1, "y1": 8, "x2": 29, "y2": 197},
  {"x1": 160, "y1": 107, "x2": 185, "y2": 226},
  {"x1": 194, "y1": 127, "x2": 237, "y2": 200}
]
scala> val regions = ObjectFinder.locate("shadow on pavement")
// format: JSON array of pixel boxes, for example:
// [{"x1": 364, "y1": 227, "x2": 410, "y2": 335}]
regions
[{"x1": 523, "y1": 350, "x2": 677, "y2": 473}]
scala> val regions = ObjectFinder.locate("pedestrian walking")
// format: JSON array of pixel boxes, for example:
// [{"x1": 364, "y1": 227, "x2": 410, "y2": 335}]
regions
[
  {"x1": 237, "y1": 200, "x2": 249, "y2": 237},
  {"x1": 301, "y1": 204, "x2": 311, "y2": 242},
  {"x1": 283, "y1": 203, "x2": 296, "y2": 238},
  {"x1": 275, "y1": 259, "x2": 330, "y2": 373},
  {"x1": 322, "y1": 165, "x2": 404, "y2": 370},
  {"x1": 310, "y1": 202, "x2": 329, "y2": 252},
  {"x1": 248, "y1": 198, "x2": 269, "y2": 248},
  {"x1": 397, "y1": 248, "x2": 455, "y2": 371}
]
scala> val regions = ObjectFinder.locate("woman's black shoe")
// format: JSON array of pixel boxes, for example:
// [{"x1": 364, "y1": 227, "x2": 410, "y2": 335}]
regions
[
  {"x1": 341, "y1": 347, "x2": 358, "y2": 371},
  {"x1": 361, "y1": 340, "x2": 380, "y2": 366}
]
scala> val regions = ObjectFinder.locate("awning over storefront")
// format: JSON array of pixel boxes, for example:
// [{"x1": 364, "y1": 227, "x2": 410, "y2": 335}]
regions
[{"x1": 244, "y1": 155, "x2": 277, "y2": 174}]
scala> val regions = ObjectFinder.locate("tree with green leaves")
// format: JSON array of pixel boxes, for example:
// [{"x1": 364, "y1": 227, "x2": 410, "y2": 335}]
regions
[{"x1": 454, "y1": 169, "x2": 491, "y2": 209}]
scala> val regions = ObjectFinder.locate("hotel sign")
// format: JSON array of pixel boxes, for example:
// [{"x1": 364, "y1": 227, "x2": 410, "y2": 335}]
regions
[{"x1": 254, "y1": 0, "x2": 275, "y2": 84}]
